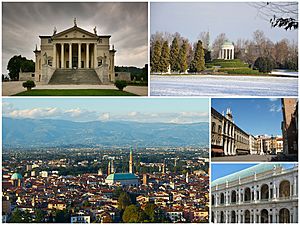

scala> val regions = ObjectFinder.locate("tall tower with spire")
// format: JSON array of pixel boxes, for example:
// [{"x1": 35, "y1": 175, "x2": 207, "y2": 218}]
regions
[{"x1": 129, "y1": 148, "x2": 133, "y2": 173}]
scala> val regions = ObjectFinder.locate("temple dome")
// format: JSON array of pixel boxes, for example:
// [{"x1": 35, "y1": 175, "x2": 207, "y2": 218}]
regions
[
  {"x1": 221, "y1": 41, "x2": 234, "y2": 48},
  {"x1": 11, "y1": 172, "x2": 23, "y2": 180}
]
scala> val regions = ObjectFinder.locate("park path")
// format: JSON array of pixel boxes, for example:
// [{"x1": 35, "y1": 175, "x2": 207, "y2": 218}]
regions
[{"x1": 2, "y1": 81, "x2": 148, "y2": 96}]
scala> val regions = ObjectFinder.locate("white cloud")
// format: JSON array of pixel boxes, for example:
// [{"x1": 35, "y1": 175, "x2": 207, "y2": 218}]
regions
[
  {"x1": 269, "y1": 104, "x2": 281, "y2": 113},
  {"x1": 99, "y1": 113, "x2": 110, "y2": 121},
  {"x1": 269, "y1": 98, "x2": 279, "y2": 102}
]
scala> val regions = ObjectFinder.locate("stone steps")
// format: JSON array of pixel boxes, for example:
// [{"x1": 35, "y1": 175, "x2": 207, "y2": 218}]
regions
[{"x1": 48, "y1": 69, "x2": 101, "y2": 85}]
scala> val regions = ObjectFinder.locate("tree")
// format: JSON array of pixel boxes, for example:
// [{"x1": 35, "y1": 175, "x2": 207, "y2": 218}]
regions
[
  {"x1": 150, "y1": 40, "x2": 162, "y2": 72},
  {"x1": 211, "y1": 33, "x2": 227, "y2": 59},
  {"x1": 159, "y1": 41, "x2": 170, "y2": 73},
  {"x1": 34, "y1": 209, "x2": 45, "y2": 222},
  {"x1": 122, "y1": 205, "x2": 140, "y2": 222},
  {"x1": 198, "y1": 32, "x2": 210, "y2": 50},
  {"x1": 7, "y1": 55, "x2": 35, "y2": 80},
  {"x1": 22, "y1": 80, "x2": 36, "y2": 91},
  {"x1": 118, "y1": 192, "x2": 131, "y2": 211},
  {"x1": 54, "y1": 209, "x2": 70, "y2": 223},
  {"x1": 249, "y1": 2, "x2": 298, "y2": 30},
  {"x1": 274, "y1": 39, "x2": 289, "y2": 67},
  {"x1": 144, "y1": 203, "x2": 156, "y2": 222},
  {"x1": 254, "y1": 57, "x2": 274, "y2": 73},
  {"x1": 170, "y1": 37, "x2": 180, "y2": 72},
  {"x1": 178, "y1": 40, "x2": 188, "y2": 73},
  {"x1": 114, "y1": 80, "x2": 127, "y2": 91},
  {"x1": 190, "y1": 40, "x2": 205, "y2": 72},
  {"x1": 10, "y1": 209, "x2": 23, "y2": 223}
]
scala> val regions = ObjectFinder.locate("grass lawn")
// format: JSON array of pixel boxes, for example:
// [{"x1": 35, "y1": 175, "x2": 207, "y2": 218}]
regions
[{"x1": 14, "y1": 89, "x2": 137, "y2": 96}]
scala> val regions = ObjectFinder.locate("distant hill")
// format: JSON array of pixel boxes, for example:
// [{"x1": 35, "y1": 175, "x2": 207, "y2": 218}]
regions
[{"x1": 2, "y1": 117, "x2": 208, "y2": 148}]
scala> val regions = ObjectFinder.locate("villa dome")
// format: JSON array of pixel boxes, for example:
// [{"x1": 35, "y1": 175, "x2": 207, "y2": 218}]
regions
[
  {"x1": 11, "y1": 172, "x2": 23, "y2": 180},
  {"x1": 221, "y1": 41, "x2": 234, "y2": 48}
]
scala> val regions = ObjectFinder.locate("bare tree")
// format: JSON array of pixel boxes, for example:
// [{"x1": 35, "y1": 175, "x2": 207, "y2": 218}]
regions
[
  {"x1": 198, "y1": 32, "x2": 210, "y2": 50},
  {"x1": 211, "y1": 33, "x2": 227, "y2": 59},
  {"x1": 249, "y1": 2, "x2": 298, "y2": 30}
]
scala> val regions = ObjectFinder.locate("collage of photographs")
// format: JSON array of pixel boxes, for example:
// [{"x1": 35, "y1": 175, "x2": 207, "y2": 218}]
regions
[{"x1": 1, "y1": 0, "x2": 298, "y2": 224}]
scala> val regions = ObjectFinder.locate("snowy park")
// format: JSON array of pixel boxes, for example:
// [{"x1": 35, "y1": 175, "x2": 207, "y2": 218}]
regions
[{"x1": 150, "y1": 75, "x2": 298, "y2": 96}]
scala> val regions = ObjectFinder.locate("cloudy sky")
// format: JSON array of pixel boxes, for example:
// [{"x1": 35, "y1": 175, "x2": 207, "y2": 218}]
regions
[
  {"x1": 2, "y1": 2, "x2": 148, "y2": 74},
  {"x1": 3, "y1": 98, "x2": 209, "y2": 124},
  {"x1": 151, "y1": 2, "x2": 298, "y2": 44}
]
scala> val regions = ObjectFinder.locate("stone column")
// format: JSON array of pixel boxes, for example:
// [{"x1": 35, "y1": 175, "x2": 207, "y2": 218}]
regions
[
  {"x1": 272, "y1": 209, "x2": 276, "y2": 223},
  {"x1": 86, "y1": 43, "x2": 89, "y2": 68},
  {"x1": 273, "y1": 182, "x2": 277, "y2": 199},
  {"x1": 254, "y1": 187, "x2": 257, "y2": 201},
  {"x1": 293, "y1": 176, "x2": 297, "y2": 196},
  {"x1": 253, "y1": 211, "x2": 256, "y2": 223},
  {"x1": 224, "y1": 138, "x2": 228, "y2": 155},
  {"x1": 293, "y1": 207, "x2": 297, "y2": 223},
  {"x1": 78, "y1": 43, "x2": 81, "y2": 68},
  {"x1": 61, "y1": 43, "x2": 64, "y2": 68},
  {"x1": 69, "y1": 43, "x2": 72, "y2": 68},
  {"x1": 94, "y1": 43, "x2": 97, "y2": 68},
  {"x1": 237, "y1": 211, "x2": 241, "y2": 223},
  {"x1": 53, "y1": 44, "x2": 57, "y2": 68}
]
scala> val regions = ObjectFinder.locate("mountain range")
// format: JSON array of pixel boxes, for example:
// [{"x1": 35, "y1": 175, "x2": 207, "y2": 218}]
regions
[{"x1": 3, "y1": 117, "x2": 208, "y2": 148}]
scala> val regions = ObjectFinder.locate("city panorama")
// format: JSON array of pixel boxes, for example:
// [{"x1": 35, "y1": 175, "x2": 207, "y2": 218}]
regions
[{"x1": 2, "y1": 98, "x2": 209, "y2": 223}]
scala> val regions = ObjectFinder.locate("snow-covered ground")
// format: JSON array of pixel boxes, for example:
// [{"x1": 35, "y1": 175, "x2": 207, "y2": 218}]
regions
[
  {"x1": 270, "y1": 70, "x2": 298, "y2": 77},
  {"x1": 150, "y1": 75, "x2": 298, "y2": 96}
]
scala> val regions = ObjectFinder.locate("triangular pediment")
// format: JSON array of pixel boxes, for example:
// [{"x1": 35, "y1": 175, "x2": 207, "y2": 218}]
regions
[{"x1": 52, "y1": 26, "x2": 98, "y2": 39}]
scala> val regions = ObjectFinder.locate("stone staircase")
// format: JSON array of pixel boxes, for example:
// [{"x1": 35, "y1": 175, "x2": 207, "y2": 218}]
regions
[{"x1": 48, "y1": 69, "x2": 102, "y2": 85}]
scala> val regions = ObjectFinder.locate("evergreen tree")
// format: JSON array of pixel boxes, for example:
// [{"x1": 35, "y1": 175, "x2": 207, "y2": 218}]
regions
[
  {"x1": 150, "y1": 40, "x2": 162, "y2": 73},
  {"x1": 170, "y1": 37, "x2": 180, "y2": 72},
  {"x1": 118, "y1": 192, "x2": 131, "y2": 211},
  {"x1": 159, "y1": 41, "x2": 170, "y2": 73},
  {"x1": 178, "y1": 40, "x2": 188, "y2": 73},
  {"x1": 190, "y1": 40, "x2": 205, "y2": 72},
  {"x1": 122, "y1": 205, "x2": 140, "y2": 222}
]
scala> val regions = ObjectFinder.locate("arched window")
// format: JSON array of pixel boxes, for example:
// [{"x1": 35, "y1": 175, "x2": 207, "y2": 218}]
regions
[
  {"x1": 212, "y1": 194, "x2": 215, "y2": 206},
  {"x1": 231, "y1": 190, "x2": 237, "y2": 203},
  {"x1": 220, "y1": 193, "x2": 225, "y2": 205},
  {"x1": 261, "y1": 184, "x2": 269, "y2": 200},
  {"x1": 231, "y1": 211, "x2": 236, "y2": 223},
  {"x1": 244, "y1": 187, "x2": 251, "y2": 202},
  {"x1": 279, "y1": 208, "x2": 290, "y2": 223},
  {"x1": 244, "y1": 210, "x2": 251, "y2": 223},
  {"x1": 220, "y1": 211, "x2": 225, "y2": 223},
  {"x1": 261, "y1": 209, "x2": 269, "y2": 223},
  {"x1": 212, "y1": 122, "x2": 216, "y2": 132},
  {"x1": 279, "y1": 180, "x2": 290, "y2": 198}
]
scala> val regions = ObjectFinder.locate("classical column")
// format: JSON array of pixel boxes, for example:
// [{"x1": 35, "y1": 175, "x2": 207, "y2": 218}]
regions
[
  {"x1": 293, "y1": 176, "x2": 297, "y2": 196},
  {"x1": 222, "y1": 49, "x2": 224, "y2": 59},
  {"x1": 69, "y1": 43, "x2": 72, "y2": 68},
  {"x1": 94, "y1": 43, "x2": 97, "y2": 68},
  {"x1": 53, "y1": 44, "x2": 57, "y2": 68},
  {"x1": 224, "y1": 138, "x2": 228, "y2": 155},
  {"x1": 253, "y1": 211, "x2": 256, "y2": 223},
  {"x1": 86, "y1": 43, "x2": 89, "y2": 68},
  {"x1": 61, "y1": 43, "x2": 64, "y2": 68},
  {"x1": 293, "y1": 207, "x2": 297, "y2": 223},
  {"x1": 78, "y1": 43, "x2": 81, "y2": 68},
  {"x1": 272, "y1": 209, "x2": 276, "y2": 223},
  {"x1": 273, "y1": 182, "x2": 277, "y2": 199}
]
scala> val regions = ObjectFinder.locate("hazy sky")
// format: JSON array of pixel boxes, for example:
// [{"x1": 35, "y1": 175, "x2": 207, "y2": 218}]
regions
[
  {"x1": 2, "y1": 2, "x2": 148, "y2": 74},
  {"x1": 3, "y1": 98, "x2": 209, "y2": 123},
  {"x1": 212, "y1": 98, "x2": 284, "y2": 136},
  {"x1": 212, "y1": 163, "x2": 295, "y2": 181},
  {"x1": 151, "y1": 2, "x2": 298, "y2": 44}
]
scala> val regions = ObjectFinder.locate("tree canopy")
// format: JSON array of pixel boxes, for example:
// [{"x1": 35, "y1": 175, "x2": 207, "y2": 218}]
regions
[{"x1": 7, "y1": 55, "x2": 35, "y2": 80}]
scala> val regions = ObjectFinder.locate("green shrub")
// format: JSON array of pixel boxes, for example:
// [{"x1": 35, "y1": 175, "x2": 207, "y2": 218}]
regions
[
  {"x1": 115, "y1": 80, "x2": 127, "y2": 91},
  {"x1": 254, "y1": 57, "x2": 274, "y2": 73},
  {"x1": 218, "y1": 68, "x2": 260, "y2": 75},
  {"x1": 206, "y1": 59, "x2": 249, "y2": 68},
  {"x1": 22, "y1": 80, "x2": 36, "y2": 91}
]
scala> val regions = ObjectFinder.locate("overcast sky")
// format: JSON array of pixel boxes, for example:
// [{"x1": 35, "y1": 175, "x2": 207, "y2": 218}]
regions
[
  {"x1": 2, "y1": 2, "x2": 148, "y2": 74},
  {"x1": 3, "y1": 98, "x2": 209, "y2": 124},
  {"x1": 151, "y1": 2, "x2": 298, "y2": 44}
]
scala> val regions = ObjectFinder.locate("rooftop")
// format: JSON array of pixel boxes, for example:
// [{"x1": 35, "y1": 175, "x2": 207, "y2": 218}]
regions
[
  {"x1": 106, "y1": 173, "x2": 138, "y2": 180},
  {"x1": 212, "y1": 164, "x2": 283, "y2": 187}
]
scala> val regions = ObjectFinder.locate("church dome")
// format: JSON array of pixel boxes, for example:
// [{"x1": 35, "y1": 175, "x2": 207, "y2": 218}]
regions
[{"x1": 11, "y1": 172, "x2": 23, "y2": 180}]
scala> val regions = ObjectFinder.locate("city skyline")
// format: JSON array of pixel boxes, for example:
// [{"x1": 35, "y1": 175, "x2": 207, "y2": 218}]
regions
[
  {"x1": 212, "y1": 98, "x2": 283, "y2": 136},
  {"x1": 2, "y1": 2, "x2": 148, "y2": 74},
  {"x1": 3, "y1": 98, "x2": 209, "y2": 123},
  {"x1": 151, "y1": 2, "x2": 298, "y2": 44}
]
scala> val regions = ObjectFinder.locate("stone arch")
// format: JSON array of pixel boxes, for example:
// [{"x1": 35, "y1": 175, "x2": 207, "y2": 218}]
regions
[
  {"x1": 244, "y1": 187, "x2": 251, "y2": 202},
  {"x1": 220, "y1": 193, "x2": 225, "y2": 205},
  {"x1": 260, "y1": 184, "x2": 269, "y2": 200},
  {"x1": 279, "y1": 208, "x2": 290, "y2": 223},
  {"x1": 261, "y1": 209, "x2": 269, "y2": 223},
  {"x1": 220, "y1": 211, "x2": 225, "y2": 223},
  {"x1": 231, "y1": 210, "x2": 236, "y2": 223},
  {"x1": 231, "y1": 190, "x2": 237, "y2": 203},
  {"x1": 244, "y1": 210, "x2": 251, "y2": 223},
  {"x1": 279, "y1": 180, "x2": 290, "y2": 198}
]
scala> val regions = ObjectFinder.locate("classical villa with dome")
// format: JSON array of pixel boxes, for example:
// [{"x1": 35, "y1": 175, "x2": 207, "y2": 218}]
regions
[
  {"x1": 218, "y1": 41, "x2": 235, "y2": 60},
  {"x1": 211, "y1": 164, "x2": 298, "y2": 223},
  {"x1": 32, "y1": 19, "x2": 116, "y2": 85}
]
